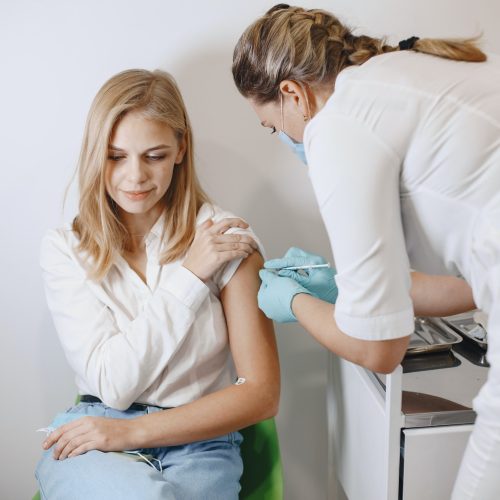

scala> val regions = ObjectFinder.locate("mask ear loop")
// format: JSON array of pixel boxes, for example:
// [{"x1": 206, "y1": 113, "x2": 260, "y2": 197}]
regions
[
  {"x1": 298, "y1": 82, "x2": 312, "y2": 122},
  {"x1": 280, "y1": 91, "x2": 285, "y2": 132}
]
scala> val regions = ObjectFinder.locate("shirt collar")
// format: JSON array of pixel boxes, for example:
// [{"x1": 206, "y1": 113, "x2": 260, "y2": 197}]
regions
[{"x1": 145, "y1": 210, "x2": 167, "y2": 247}]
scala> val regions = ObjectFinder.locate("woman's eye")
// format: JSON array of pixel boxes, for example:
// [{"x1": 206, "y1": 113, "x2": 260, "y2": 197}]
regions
[
  {"x1": 108, "y1": 155, "x2": 125, "y2": 161},
  {"x1": 146, "y1": 155, "x2": 166, "y2": 162},
  {"x1": 270, "y1": 127, "x2": 277, "y2": 135}
]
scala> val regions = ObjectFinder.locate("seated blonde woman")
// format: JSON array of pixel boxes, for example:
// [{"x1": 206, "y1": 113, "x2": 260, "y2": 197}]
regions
[{"x1": 35, "y1": 69, "x2": 279, "y2": 500}]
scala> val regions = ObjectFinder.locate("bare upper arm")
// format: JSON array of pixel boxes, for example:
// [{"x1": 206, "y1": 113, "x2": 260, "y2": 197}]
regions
[{"x1": 220, "y1": 252, "x2": 280, "y2": 389}]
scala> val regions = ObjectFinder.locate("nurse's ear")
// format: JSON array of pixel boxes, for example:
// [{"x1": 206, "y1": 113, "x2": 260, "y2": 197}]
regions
[{"x1": 279, "y1": 80, "x2": 312, "y2": 120}]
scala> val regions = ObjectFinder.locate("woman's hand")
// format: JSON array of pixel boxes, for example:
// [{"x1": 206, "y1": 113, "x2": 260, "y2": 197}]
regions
[
  {"x1": 183, "y1": 218, "x2": 258, "y2": 282},
  {"x1": 42, "y1": 416, "x2": 138, "y2": 460}
]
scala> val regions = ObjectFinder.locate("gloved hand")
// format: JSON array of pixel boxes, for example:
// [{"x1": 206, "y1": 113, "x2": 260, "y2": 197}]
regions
[
  {"x1": 264, "y1": 247, "x2": 338, "y2": 304},
  {"x1": 258, "y1": 269, "x2": 312, "y2": 323}
]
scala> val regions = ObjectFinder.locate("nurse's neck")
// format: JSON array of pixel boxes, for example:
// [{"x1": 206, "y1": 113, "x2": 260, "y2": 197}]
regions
[{"x1": 309, "y1": 82, "x2": 334, "y2": 117}]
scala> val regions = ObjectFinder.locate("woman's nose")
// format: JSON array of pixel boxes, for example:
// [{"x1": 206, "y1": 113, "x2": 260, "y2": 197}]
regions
[{"x1": 126, "y1": 157, "x2": 147, "y2": 184}]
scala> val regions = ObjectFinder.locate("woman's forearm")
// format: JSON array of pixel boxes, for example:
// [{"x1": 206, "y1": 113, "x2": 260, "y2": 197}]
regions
[
  {"x1": 291, "y1": 294, "x2": 410, "y2": 374},
  {"x1": 410, "y1": 271, "x2": 476, "y2": 317},
  {"x1": 127, "y1": 380, "x2": 278, "y2": 449}
]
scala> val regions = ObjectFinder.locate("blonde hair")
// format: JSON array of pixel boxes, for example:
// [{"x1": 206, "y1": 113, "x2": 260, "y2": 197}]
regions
[
  {"x1": 73, "y1": 69, "x2": 209, "y2": 280},
  {"x1": 232, "y1": 3, "x2": 487, "y2": 103}
]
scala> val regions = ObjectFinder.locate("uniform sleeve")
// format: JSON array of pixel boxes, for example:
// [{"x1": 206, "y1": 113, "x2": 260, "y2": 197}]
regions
[
  {"x1": 305, "y1": 113, "x2": 414, "y2": 340},
  {"x1": 40, "y1": 230, "x2": 210, "y2": 410}
]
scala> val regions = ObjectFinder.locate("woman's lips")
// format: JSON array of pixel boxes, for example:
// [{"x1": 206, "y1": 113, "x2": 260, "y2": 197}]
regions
[{"x1": 123, "y1": 189, "x2": 153, "y2": 201}]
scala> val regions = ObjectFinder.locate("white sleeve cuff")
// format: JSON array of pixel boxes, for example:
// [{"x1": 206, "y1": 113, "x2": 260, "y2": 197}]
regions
[
  {"x1": 334, "y1": 306, "x2": 415, "y2": 341},
  {"x1": 161, "y1": 266, "x2": 210, "y2": 311},
  {"x1": 213, "y1": 228, "x2": 266, "y2": 291}
]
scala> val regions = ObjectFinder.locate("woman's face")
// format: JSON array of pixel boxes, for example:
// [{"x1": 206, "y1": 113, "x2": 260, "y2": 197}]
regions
[
  {"x1": 247, "y1": 81, "x2": 333, "y2": 144},
  {"x1": 248, "y1": 96, "x2": 306, "y2": 143},
  {"x1": 105, "y1": 110, "x2": 185, "y2": 219}
]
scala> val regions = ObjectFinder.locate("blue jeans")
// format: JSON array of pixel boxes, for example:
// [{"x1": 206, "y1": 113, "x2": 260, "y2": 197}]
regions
[{"x1": 35, "y1": 402, "x2": 243, "y2": 500}]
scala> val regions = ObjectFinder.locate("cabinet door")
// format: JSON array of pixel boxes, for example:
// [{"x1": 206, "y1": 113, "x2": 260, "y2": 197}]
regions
[
  {"x1": 402, "y1": 425, "x2": 473, "y2": 500},
  {"x1": 328, "y1": 355, "x2": 402, "y2": 500}
]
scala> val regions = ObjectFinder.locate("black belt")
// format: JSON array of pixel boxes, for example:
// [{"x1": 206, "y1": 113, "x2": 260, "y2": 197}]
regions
[{"x1": 79, "y1": 395, "x2": 169, "y2": 412}]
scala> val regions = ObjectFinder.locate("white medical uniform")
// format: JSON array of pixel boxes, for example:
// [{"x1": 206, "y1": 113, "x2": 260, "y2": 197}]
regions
[
  {"x1": 304, "y1": 51, "x2": 500, "y2": 499},
  {"x1": 40, "y1": 203, "x2": 263, "y2": 411}
]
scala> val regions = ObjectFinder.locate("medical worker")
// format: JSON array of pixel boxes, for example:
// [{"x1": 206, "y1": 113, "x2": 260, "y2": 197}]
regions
[{"x1": 232, "y1": 4, "x2": 500, "y2": 499}]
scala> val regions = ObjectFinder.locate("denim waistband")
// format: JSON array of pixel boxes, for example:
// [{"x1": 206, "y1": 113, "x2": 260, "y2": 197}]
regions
[{"x1": 79, "y1": 395, "x2": 171, "y2": 412}]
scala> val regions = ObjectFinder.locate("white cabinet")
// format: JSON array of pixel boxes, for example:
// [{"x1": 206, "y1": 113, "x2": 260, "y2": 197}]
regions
[
  {"x1": 327, "y1": 349, "x2": 488, "y2": 500},
  {"x1": 327, "y1": 355, "x2": 402, "y2": 500},
  {"x1": 401, "y1": 426, "x2": 473, "y2": 500}
]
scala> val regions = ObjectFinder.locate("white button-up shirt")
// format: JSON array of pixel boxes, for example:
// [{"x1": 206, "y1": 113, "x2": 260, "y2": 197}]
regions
[{"x1": 40, "y1": 203, "x2": 263, "y2": 411}]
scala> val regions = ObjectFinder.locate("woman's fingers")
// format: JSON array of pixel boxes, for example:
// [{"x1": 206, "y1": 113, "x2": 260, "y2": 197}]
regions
[
  {"x1": 215, "y1": 242, "x2": 256, "y2": 254},
  {"x1": 184, "y1": 217, "x2": 256, "y2": 281},
  {"x1": 209, "y1": 218, "x2": 249, "y2": 235},
  {"x1": 57, "y1": 432, "x2": 89, "y2": 460},
  {"x1": 67, "y1": 441, "x2": 98, "y2": 458},
  {"x1": 43, "y1": 419, "x2": 83, "y2": 450},
  {"x1": 42, "y1": 416, "x2": 131, "y2": 460},
  {"x1": 215, "y1": 233, "x2": 258, "y2": 249},
  {"x1": 52, "y1": 424, "x2": 89, "y2": 460},
  {"x1": 224, "y1": 249, "x2": 253, "y2": 260},
  {"x1": 43, "y1": 427, "x2": 64, "y2": 450}
]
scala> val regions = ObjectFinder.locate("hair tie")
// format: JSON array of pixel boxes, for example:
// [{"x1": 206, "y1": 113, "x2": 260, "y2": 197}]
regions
[{"x1": 398, "y1": 36, "x2": 419, "y2": 50}]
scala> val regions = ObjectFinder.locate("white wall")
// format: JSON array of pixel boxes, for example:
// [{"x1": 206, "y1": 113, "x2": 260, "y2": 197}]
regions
[{"x1": 1, "y1": 1, "x2": 499, "y2": 499}]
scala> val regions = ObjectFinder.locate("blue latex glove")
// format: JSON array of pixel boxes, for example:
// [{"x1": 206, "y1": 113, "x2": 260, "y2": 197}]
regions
[
  {"x1": 264, "y1": 247, "x2": 338, "y2": 304},
  {"x1": 258, "y1": 269, "x2": 312, "y2": 323}
]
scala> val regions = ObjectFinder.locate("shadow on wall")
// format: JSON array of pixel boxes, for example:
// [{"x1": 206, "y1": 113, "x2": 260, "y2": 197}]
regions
[
  {"x1": 171, "y1": 47, "x2": 332, "y2": 499},
  {"x1": 34, "y1": 312, "x2": 78, "y2": 422},
  {"x1": 169, "y1": 45, "x2": 333, "y2": 256}
]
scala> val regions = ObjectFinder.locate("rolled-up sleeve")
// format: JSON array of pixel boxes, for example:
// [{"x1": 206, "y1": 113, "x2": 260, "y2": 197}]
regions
[
  {"x1": 40, "y1": 230, "x2": 209, "y2": 410},
  {"x1": 305, "y1": 113, "x2": 414, "y2": 340},
  {"x1": 205, "y1": 207, "x2": 266, "y2": 292}
]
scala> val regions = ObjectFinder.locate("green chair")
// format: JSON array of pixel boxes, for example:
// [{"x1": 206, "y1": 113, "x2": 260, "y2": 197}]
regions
[
  {"x1": 239, "y1": 418, "x2": 283, "y2": 500},
  {"x1": 33, "y1": 409, "x2": 283, "y2": 500}
]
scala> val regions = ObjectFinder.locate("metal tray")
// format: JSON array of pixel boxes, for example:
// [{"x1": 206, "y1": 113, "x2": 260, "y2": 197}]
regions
[
  {"x1": 441, "y1": 312, "x2": 488, "y2": 350},
  {"x1": 406, "y1": 317, "x2": 463, "y2": 356}
]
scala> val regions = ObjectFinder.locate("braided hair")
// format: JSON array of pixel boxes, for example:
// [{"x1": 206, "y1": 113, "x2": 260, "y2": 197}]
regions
[{"x1": 232, "y1": 3, "x2": 486, "y2": 104}]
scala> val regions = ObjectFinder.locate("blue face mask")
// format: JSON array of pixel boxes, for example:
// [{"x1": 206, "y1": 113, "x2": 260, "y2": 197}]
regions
[{"x1": 278, "y1": 131, "x2": 307, "y2": 165}]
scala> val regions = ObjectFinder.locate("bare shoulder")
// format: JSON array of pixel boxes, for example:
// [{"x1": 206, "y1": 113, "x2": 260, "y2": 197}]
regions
[
  {"x1": 236, "y1": 251, "x2": 264, "y2": 272},
  {"x1": 222, "y1": 251, "x2": 263, "y2": 293},
  {"x1": 220, "y1": 253, "x2": 264, "y2": 315}
]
